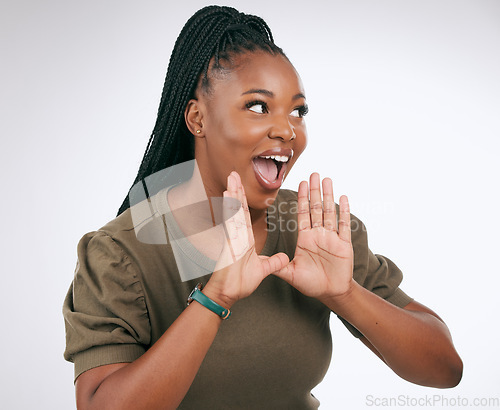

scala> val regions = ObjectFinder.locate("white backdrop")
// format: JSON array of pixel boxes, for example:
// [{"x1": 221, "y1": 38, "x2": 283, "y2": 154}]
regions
[{"x1": 1, "y1": 0, "x2": 499, "y2": 409}]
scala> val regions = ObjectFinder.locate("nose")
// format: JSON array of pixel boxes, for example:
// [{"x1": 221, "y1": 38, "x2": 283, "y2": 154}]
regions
[{"x1": 268, "y1": 117, "x2": 296, "y2": 141}]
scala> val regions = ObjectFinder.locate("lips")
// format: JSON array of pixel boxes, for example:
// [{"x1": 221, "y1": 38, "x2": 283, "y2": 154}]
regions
[{"x1": 252, "y1": 148, "x2": 293, "y2": 191}]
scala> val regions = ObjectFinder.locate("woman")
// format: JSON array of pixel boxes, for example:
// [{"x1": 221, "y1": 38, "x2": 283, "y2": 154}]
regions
[{"x1": 63, "y1": 5, "x2": 462, "y2": 409}]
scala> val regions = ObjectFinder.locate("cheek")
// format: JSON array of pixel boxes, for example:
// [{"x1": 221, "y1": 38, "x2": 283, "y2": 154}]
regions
[
  {"x1": 210, "y1": 117, "x2": 269, "y2": 148},
  {"x1": 295, "y1": 125, "x2": 308, "y2": 156}
]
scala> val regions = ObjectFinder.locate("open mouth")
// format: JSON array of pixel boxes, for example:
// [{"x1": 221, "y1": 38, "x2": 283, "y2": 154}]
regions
[{"x1": 252, "y1": 150, "x2": 293, "y2": 190}]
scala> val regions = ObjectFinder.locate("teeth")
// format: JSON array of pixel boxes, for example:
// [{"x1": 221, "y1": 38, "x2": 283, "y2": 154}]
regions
[{"x1": 260, "y1": 155, "x2": 289, "y2": 162}]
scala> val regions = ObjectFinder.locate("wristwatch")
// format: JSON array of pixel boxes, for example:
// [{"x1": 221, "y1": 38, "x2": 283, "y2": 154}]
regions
[{"x1": 187, "y1": 283, "x2": 231, "y2": 320}]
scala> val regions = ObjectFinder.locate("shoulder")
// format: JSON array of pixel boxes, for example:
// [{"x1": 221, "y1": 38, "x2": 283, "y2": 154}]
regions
[
  {"x1": 74, "y1": 201, "x2": 175, "y2": 294},
  {"x1": 99, "y1": 207, "x2": 136, "y2": 238},
  {"x1": 72, "y1": 209, "x2": 138, "y2": 271},
  {"x1": 84, "y1": 192, "x2": 170, "y2": 251}
]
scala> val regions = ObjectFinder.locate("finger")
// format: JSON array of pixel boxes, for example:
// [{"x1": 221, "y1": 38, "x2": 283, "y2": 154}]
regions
[
  {"x1": 230, "y1": 172, "x2": 243, "y2": 211},
  {"x1": 233, "y1": 172, "x2": 245, "y2": 222},
  {"x1": 231, "y1": 173, "x2": 251, "y2": 256},
  {"x1": 232, "y1": 171, "x2": 255, "y2": 247},
  {"x1": 309, "y1": 173, "x2": 323, "y2": 228},
  {"x1": 221, "y1": 174, "x2": 245, "y2": 264},
  {"x1": 222, "y1": 174, "x2": 240, "y2": 224},
  {"x1": 297, "y1": 180, "x2": 310, "y2": 231},
  {"x1": 218, "y1": 191, "x2": 237, "y2": 268},
  {"x1": 338, "y1": 195, "x2": 351, "y2": 243},
  {"x1": 272, "y1": 259, "x2": 294, "y2": 285},
  {"x1": 234, "y1": 172, "x2": 253, "y2": 229},
  {"x1": 259, "y1": 252, "x2": 290, "y2": 279},
  {"x1": 226, "y1": 172, "x2": 235, "y2": 196},
  {"x1": 322, "y1": 177, "x2": 336, "y2": 232}
]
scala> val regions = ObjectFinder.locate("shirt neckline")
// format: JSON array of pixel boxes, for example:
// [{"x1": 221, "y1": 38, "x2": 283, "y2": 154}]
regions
[{"x1": 156, "y1": 186, "x2": 280, "y2": 270}]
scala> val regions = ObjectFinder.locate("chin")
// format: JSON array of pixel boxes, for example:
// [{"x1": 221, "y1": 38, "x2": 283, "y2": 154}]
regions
[
  {"x1": 247, "y1": 188, "x2": 280, "y2": 211},
  {"x1": 240, "y1": 170, "x2": 283, "y2": 211}
]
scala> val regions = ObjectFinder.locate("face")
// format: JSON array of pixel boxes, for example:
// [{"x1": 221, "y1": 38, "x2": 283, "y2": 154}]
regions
[{"x1": 188, "y1": 51, "x2": 308, "y2": 210}]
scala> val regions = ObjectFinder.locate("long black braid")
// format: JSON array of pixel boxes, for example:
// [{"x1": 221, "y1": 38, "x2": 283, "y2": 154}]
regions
[{"x1": 117, "y1": 5, "x2": 285, "y2": 215}]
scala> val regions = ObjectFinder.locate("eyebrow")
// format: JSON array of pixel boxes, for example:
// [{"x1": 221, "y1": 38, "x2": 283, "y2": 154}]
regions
[{"x1": 241, "y1": 89, "x2": 306, "y2": 100}]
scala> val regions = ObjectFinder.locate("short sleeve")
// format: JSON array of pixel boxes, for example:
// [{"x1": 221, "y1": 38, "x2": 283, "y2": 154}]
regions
[
  {"x1": 63, "y1": 231, "x2": 151, "y2": 380},
  {"x1": 337, "y1": 214, "x2": 413, "y2": 338}
]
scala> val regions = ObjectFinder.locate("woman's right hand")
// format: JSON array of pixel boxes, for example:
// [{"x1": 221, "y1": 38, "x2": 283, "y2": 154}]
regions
[{"x1": 203, "y1": 172, "x2": 289, "y2": 309}]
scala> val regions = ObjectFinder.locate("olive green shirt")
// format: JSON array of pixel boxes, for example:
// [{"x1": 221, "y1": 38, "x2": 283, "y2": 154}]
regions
[{"x1": 63, "y1": 189, "x2": 412, "y2": 409}]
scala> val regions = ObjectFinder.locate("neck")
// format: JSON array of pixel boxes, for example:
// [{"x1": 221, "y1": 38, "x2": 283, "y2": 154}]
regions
[{"x1": 168, "y1": 176, "x2": 270, "y2": 254}]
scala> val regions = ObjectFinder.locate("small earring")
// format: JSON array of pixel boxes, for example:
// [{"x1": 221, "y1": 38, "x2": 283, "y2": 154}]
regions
[{"x1": 196, "y1": 129, "x2": 201, "y2": 134}]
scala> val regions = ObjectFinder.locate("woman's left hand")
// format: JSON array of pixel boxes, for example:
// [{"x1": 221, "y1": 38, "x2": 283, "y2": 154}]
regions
[
  {"x1": 274, "y1": 173, "x2": 354, "y2": 302},
  {"x1": 275, "y1": 174, "x2": 464, "y2": 388}
]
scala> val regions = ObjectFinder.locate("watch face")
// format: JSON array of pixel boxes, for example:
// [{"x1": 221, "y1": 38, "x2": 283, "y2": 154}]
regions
[
  {"x1": 187, "y1": 289, "x2": 195, "y2": 305},
  {"x1": 187, "y1": 283, "x2": 203, "y2": 305}
]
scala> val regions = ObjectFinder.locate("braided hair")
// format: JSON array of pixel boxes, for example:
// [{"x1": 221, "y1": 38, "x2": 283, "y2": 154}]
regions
[{"x1": 117, "y1": 5, "x2": 285, "y2": 215}]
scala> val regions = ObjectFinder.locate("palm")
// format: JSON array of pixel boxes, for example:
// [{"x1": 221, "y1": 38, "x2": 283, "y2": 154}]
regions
[
  {"x1": 216, "y1": 245, "x2": 279, "y2": 300},
  {"x1": 207, "y1": 172, "x2": 289, "y2": 306},
  {"x1": 276, "y1": 174, "x2": 354, "y2": 300},
  {"x1": 289, "y1": 227, "x2": 353, "y2": 298}
]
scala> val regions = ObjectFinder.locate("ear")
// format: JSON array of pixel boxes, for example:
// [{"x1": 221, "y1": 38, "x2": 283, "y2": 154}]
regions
[{"x1": 184, "y1": 99, "x2": 205, "y2": 137}]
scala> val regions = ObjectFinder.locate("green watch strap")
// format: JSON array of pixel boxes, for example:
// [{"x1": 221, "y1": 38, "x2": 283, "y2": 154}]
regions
[{"x1": 187, "y1": 283, "x2": 231, "y2": 320}]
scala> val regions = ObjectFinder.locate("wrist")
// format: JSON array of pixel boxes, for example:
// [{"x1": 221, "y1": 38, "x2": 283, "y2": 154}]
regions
[
  {"x1": 188, "y1": 283, "x2": 232, "y2": 319},
  {"x1": 201, "y1": 282, "x2": 234, "y2": 310},
  {"x1": 320, "y1": 279, "x2": 358, "y2": 312}
]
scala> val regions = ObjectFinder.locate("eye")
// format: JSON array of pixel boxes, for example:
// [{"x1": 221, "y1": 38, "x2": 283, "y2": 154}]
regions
[
  {"x1": 290, "y1": 104, "x2": 309, "y2": 118},
  {"x1": 246, "y1": 100, "x2": 268, "y2": 114}
]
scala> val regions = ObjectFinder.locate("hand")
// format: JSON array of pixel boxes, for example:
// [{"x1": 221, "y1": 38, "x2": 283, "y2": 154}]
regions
[
  {"x1": 204, "y1": 172, "x2": 289, "y2": 309},
  {"x1": 274, "y1": 173, "x2": 354, "y2": 303}
]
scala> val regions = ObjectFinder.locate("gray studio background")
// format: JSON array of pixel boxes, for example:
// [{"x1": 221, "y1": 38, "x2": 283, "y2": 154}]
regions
[{"x1": 1, "y1": 0, "x2": 499, "y2": 408}]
